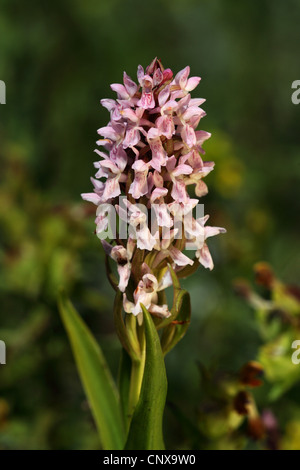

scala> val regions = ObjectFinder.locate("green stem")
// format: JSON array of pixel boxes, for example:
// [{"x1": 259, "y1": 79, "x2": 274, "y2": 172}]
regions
[{"x1": 127, "y1": 349, "x2": 146, "y2": 431}]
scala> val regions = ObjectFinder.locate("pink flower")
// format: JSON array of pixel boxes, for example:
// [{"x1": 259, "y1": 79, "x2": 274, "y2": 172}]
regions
[
  {"x1": 123, "y1": 272, "x2": 171, "y2": 318},
  {"x1": 103, "y1": 237, "x2": 135, "y2": 292},
  {"x1": 110, "y1": 72, "x2": 138, "y2": 102},
  {"x1": 82, "y1": 58, "x2": 226, "y2": 320},
  {"x1": 171, "y1": 66, "x2": 201, "y2": 99},
  {"x1": 166, "y1": 155, "x2": 193, "y2": 203},
  {"x1": 147, "y1": 127, "x2": 167, "y2": 171},
  {"x1": 186, "y1": 215, "x2": 226, "y2": 270},
  {"x1": 129, "y1": 160, "x2": 149, "y2": 199},
  {"x1": 137, "y1": 70, "x2": 155, "y2": 109}
]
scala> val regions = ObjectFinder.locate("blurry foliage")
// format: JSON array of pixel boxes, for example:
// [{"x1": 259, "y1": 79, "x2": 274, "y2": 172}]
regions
[
  {"x1": 0, "y1": 0, "x2": 299, "y2": 449},
  {"x1": 169, "y1": 265, "x2": 300, "y2": 451}
]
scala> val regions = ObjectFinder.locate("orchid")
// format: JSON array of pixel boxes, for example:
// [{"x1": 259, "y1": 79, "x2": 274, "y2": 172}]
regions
[
  {"x1": 82, "y1": 54, "x2": 226, "y2": 292},
  {"x1": 63, "y1": 58, "x2": 227, "y2": 451}
]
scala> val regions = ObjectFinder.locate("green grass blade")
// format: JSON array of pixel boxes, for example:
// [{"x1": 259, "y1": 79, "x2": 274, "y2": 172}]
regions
[
  {"x1": 58, "y1": 291, "x2": 125, "y2": 450},
  {"x1": 125, "y1": 305, "x2": 167, "y2": 450}
]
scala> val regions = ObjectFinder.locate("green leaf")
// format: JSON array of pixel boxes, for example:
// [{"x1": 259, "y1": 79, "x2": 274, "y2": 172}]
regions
[
  {"x1": 125, "y1": 305, "x2": 167, "y2": 450},
  {"x1": 58, "y1": 291, "x2": 125, "y2": 450},
  {"x1": 161, "y1": 290, "x2": 191, "y2": 355}
]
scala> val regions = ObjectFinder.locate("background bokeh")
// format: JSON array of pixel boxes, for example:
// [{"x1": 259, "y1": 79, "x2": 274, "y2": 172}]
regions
[{"x1": 0, "y1": 0, "x2": 299, "y2": 449}]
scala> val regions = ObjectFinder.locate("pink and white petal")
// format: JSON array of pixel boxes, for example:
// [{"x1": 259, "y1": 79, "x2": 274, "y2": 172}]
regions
[
  {"x1": 148, "y1": 304, "x2": 171, "y2": 318},
  {"x1": 150, "y1": 187, "x2": 168, "y2": 202},
  {"x1": 137, "y1": 65, "x2": 145, "y2": 85},
  {"x1": 123, "y1": 72, "x2": 138, "y2": 97},
  {"x1": 205, "y1": 226, "x2": 226, "y2": 239},
  {"x1": 123, "y1": 127, "x2": 140, "y2": 148},
  {"x1": 96, "y1": 139, "x2": 113, "y2": 149},
  {"x1": 148, "y1": 139, "x2": 167, "y2": 171},
  {"x1": 197, "y1": 243, "x2": 214, "y2": 270},
  {"x1": 161, "y1": 100, "x2": 178, "y2": 115},
  {"x1": 196, "y1": 214, "x2": 210, "y2": 226},
  {"x1": 110, "y1": 83, "x2": 129, "y2": 100},
  {"x1": 111, "y1": 245, "x2": 127, "y2": 263},
  {"x1": 97, "y1": 126, "x2": 118, "y2": 140},
  {"x1": 156, "y1": 115, "x2": 174, "y2": 139},
  {"x1": 129, "y1": 172, "x2": 148, "y2": 199},
  {"x1": 176, "y1": 94, "x2": 191, "y2": 115},
  {"x1": 172, "y1": 163, "x2": 193, "y2": 177},
  {"x1": 132, "y1": 160, "x2": 149, "y2": 172},
  {"x1": 175, "y1": 66, "x2": 190, "y2": 88},
  {"x1": 137, "y1": 91, "x2": 155, "y2": 109},
  {"x1": 201, "y1": 161, "x2": 215, "y2": 175},
  {"x1": 115, "y1": 204, "x2": 128, "y2": 223},
  {"x1": 166, "y1": 155, "x2": 177, "y2": 173},
  {"x1": 99, "y1": 160, "x2": 119, "y2": 174},
  {"x1": 136, "y1": 225, "x2": 157, "y2": 251},
  {"x1": 117, "y1": 263, "x2": 131, "y2": 292},
  {"x1": 126, "y1": 236, "x2": 136, "y2": 260},
  {"x1": 91, "y1": 177, "x2": 105, "y2": 192},
  {"x1": 169, "y1": 246, "x2": 193, "y2": 266},
  {"x1": 120, "y1": 108, "x2": 139, "y2": 122},
  {"x1": 158, "y1": 85, "x2": 170, "y2": 107},
  {"x1": 94, "y1": 149, "x2": 109, "y2": 160},
  {"x1": 185, "y1": 76, "x2": 201, "y2": 91},
  {"x1": 170, "y1": 89, "x2": 186, "y2": 100},
  {"x1": 162, "y1": 68, "x2": 173, "y2": 82},
  {"x1": 95, "y1": 212, "x2": 109, "y2": 233},
  {"x1": 123, "y1": 294, "x2": 135, "y2": 314},
  {"x1": 181, "y1": 125, "x2": 197, "y2": 148},
  {"x1": 190, "y1": 98, "x2": 206, "y2": 107},
  {"x1": 153, "y1": 68, "x2": 163, "y2": 87},
  {"x1": 146, "y1": 57, "x2": 157, "y2": 75},
  {"x1": 81, "y1": 192, "x2": 102, "y2": 205},
  {"x1": 195, "y1": 130, "x2": 212, "y2": 145},
  {"x1": 152, "y1": 170, "x2": 164, "y2": 188},
  {"x1": 195, "y1": 180, "x2": 208, "y2": 197},
  {"x1": 171, "y1": 180, "x2": 189, "y2": 203},
  {"x1": 153, "y1": 204, "x2": 173, "y2": 228},
  {"x1": 158, "y1": 269, "x2": 173, "y2": 291},
  {"x1": 100, "y1": 99, "x2": 116, "y2": 111},
  {"x1": 102, "y1": 176, "x2": 121, "y2": 200},
  {"x1": 110, "y1": 146, "x2": 128, "y2": 170}
]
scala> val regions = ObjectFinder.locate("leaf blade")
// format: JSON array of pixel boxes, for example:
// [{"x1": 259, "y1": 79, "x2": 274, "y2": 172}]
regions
[
  {"x1": 125, "y1": 305, "x2": 167, "y2": 450},
  {"x1": 58, "y1": 291, "x2": 125, "y2": 450}
]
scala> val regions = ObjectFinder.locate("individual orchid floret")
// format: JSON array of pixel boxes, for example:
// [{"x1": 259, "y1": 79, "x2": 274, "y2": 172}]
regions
[
  {"x1": 103, "y1": 238, "x2": 136, "y2": 292},
  {"x1": 117, "y1": 199, "x2": 158, "y2": 251},
  {"x1": 123, "y1": 271, "x2": 171, "y2": 318},
  {"x1": 171, "y1": 66, "x2": 201, "y2": 99},
  {"x1": 186, "y1": 215, "x2": 226, "y2": 270},
  {"x1": 129, "y1": 160, "x2": 150, "y2": 199},
  {"x1": 147, "y1": 127, "x2": 168, "y2": 171},
  {"x1": 110, "y1": 72, "x2": 138, "y2": 102},
  {"x1": 137, "y1": 70, "x2": 155, "y2": 109}
]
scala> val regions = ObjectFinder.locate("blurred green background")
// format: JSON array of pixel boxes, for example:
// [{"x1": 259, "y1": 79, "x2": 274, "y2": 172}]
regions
[{"x1": 0, "y1": 0, "x2": 299, "y2": 450}]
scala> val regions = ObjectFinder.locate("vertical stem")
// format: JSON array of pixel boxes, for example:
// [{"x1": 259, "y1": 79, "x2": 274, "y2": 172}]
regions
[{"x1": 127, "y1": 332, "x2": 146, "y2": 430}]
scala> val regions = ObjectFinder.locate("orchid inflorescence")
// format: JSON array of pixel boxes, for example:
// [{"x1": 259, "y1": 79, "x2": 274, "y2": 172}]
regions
[{"x1": 82, "y1": 58, "x2": 226, "y2": 321}]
